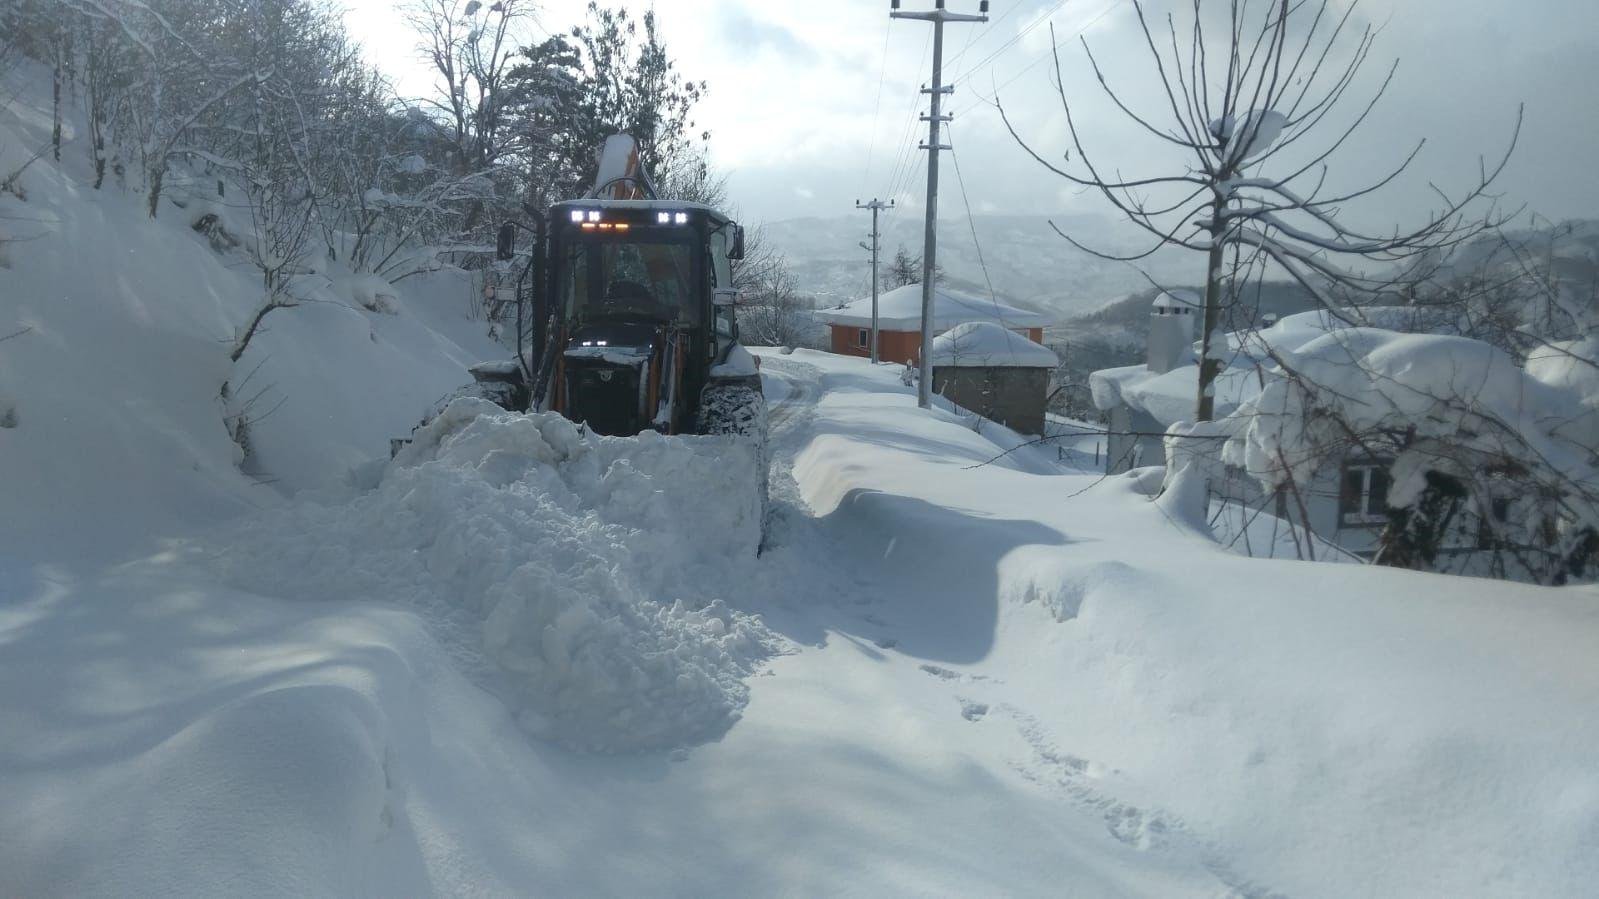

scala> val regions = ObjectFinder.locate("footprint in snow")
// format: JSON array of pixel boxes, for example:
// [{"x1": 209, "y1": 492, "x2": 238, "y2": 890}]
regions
[{"x1": 918, "y1": 663, "x2": 991, "y2": 683}]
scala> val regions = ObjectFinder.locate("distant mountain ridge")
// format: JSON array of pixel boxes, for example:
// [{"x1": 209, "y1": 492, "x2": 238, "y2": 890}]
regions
[{"x1": 761, "y1": 211, "x2": 1198, "y2": 322}]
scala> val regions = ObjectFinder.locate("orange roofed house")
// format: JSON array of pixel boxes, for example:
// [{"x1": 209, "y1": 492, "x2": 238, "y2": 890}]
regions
[{"x1": 814, "y1": 283, "x2": 1049, "y2": 365}]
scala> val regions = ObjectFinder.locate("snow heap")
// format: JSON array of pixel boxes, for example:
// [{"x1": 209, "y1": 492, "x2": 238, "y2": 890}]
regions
[
  {"x1": 1526, "y1": 336, "x2": 1599, "y2": 452},
  {"x1": 814, "y1": 283, "x2": 1049, "y2": 331},
  {"x1": 207, "y1": 398, "x2": 775, "y2": 752},
  {"x1": 929, "y1": 321, "x2": 1058, "y2": 368}
]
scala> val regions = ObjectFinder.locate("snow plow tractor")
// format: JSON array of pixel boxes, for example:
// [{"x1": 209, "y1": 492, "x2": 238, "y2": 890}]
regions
[{"x1": 400, "y1": 134, "x2": 768, "y2": 526}]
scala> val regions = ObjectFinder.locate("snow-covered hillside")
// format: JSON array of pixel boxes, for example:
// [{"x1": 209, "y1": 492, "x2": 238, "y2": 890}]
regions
[
  {"x1": 0, "y1": 65, "x2": 503, "y2": 562},
  {"x1": 764, "y1": 211, "x2": 1196, "y2": 316}
]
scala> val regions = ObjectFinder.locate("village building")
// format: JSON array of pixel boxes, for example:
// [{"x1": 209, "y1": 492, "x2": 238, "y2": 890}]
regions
[
  {"x1": 929, "y1": 321, "x2": 1060, "y2": 436},
  {"x1": 1088, "y1": 301, "x2": 1481, "y2": 559},
  {"x1": 813, "y1": 283, "x2": 1048, "y2": 365}
]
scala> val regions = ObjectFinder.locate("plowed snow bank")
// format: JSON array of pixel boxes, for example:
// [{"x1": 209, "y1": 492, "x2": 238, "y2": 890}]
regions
[{"x1": 211, "y1": 399, "x2": 774, "y2": 751}]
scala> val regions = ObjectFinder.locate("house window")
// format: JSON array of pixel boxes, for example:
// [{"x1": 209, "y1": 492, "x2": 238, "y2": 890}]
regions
[
  {"x1": 1340, "y1": 462, "x2": 1390, "y2": 526},
  {"x1": 856, "y1": 328, "x2": 872, "y2": 349}
]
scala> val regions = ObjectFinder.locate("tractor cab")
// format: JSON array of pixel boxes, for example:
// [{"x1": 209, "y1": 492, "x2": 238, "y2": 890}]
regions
[
  {"x1": 402, "y1": 133, "x2": 769, "y2": 534},
  {"x1": 535, "y1": 200, "x2": 746, "y2": 435}
]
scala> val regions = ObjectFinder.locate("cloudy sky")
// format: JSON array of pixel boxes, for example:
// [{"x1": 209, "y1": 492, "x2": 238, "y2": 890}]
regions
[{"x1": 343, "y1": 0, "x2": 1599, "y2": 231}]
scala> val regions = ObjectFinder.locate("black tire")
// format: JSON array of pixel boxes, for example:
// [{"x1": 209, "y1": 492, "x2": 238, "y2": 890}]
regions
[{"x1": 698, "y1": 380, "x2": 770, "y2": 547}]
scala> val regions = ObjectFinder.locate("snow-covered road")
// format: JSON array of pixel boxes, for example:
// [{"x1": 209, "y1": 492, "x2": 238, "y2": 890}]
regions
[{"x1": 3, "y1": 349, "x2": 1596, "y2": 897}]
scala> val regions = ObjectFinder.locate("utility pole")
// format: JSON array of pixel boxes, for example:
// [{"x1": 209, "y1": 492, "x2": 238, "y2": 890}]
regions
[
  {"x1": 891, "y1": 0, "x2": 988, "y2": 409},
  {"x1": 855, "y1": 198, "x2": 894, "y2": 363}
]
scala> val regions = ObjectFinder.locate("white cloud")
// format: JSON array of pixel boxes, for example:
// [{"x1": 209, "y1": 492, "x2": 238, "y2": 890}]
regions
[{"x1": 341, "y1": 0, "x2": 1599, "y2": 226}]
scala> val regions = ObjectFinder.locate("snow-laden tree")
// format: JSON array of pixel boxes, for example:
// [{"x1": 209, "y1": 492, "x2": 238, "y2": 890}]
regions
[
  {"x1": 501, "y1": 2, "x2": 710, "y2": 208},
  {"x1": 1001, "y1": 0, "x2": 1520, "y2": 422},
  {"x1": 561, "y1": 3, "x2": 706, "y2": 188},
  {"x1": 405, "y1": 0, "x2": 533, "y2": 238}
]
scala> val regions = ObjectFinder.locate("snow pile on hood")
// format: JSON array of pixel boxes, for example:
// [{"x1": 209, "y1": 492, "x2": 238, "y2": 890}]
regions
[{"x1": 208, "y1": 398, "x2": 774, "y2": 752}]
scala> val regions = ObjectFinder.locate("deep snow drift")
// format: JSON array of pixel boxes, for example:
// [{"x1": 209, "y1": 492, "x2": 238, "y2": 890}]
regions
[{"x1": 207, "y1": 398, "x2": 773, "y2": 752}]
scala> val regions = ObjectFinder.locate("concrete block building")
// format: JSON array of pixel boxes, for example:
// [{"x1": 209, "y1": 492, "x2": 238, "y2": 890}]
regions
[{"x1": 929, "y1": 321, "x2": 1060, "y2": 436}]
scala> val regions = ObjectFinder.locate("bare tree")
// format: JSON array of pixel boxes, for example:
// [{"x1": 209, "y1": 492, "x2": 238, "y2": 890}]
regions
[
  {"x1": 886, "y1": 243, "x2": 943, "y2": 288},
  {"x1": 733, "y1": 227, "x2": 816, "y2": 348},
  {"x1": 406, "y1": 0, "x2": 532, "y2": 236},
  {"x1": 1001, "y1": 0, "x2": 1520, "y2": 421}
]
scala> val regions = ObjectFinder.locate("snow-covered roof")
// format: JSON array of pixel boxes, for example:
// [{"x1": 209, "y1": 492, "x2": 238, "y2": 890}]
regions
[
  {"x1": 929, "y1": 322, "x2": 1058, "y2": 368},
  {"x1": 1092, "y1": 304, "x2": 1599, "y2": 464},
  {"x1": 1090, "y1": 306, "x2": 1432, "y2": 424},
  {"x1": 1523, "y1": 336, "x2": 1599, "y2": 397},
  {"x1": 1218, "y1": 328, "x2": 1599, "y2": 497},
  {"x1": 813, "y1": 283, "x2": 1049, "y2": 331}
]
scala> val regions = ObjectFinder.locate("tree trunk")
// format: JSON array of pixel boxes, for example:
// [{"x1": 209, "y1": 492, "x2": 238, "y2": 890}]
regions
[
  {"x1": 52, "y1": 47, "x2": 62, "y2": 163},
  {"x1": 1556, "y1": 527, "x2": 1599, "y2": 586},
  {"x1": 1195, "y1": 208, "x2": 1227, "y2": 422},
  {"x1": 1374, "y1": 470, "x2": 1467, "y2": 571},
  {"x1": 147, "y1": 164, "x2": 164, "y2": 218}
]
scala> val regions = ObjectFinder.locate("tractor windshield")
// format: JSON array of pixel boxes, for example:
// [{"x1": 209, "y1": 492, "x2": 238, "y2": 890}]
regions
[{"x1": 560, "y1": 232, "x2": 699, "y2": 324}]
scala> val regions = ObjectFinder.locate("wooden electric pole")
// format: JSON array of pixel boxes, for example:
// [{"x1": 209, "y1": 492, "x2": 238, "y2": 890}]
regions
[
  {"x1": 856, "y1": 197, "x2": 894, "y2": 363},
  {"x1": 890, "y1": 0, "x2": 988, "y2": 408}
]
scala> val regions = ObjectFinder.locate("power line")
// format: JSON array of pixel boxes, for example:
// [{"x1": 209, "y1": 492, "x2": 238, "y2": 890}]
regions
[
  {"x1": 945, "y1": 0, "x2": 1026, "y2": 73},
  {"x1": 859, "y1": 19, "x2": 896, "y2": 197},
  {"x1": 949, "y1": 0, "x2": 1069, "y2": 86},
  {"x1": 948, "y1": 130, "x2": 1021, "y2": 367},
  {"x1": 880, "y1": 30, "x2": 933, "y2": 204},
  {"x1": 953, "y1": 0, "x2": 1125, "y2": 120}
]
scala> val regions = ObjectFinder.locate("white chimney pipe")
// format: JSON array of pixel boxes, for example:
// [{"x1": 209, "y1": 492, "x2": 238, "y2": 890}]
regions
[{"x1": 1147, "y1": 290, "x2": 1198, "y2": 375}]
